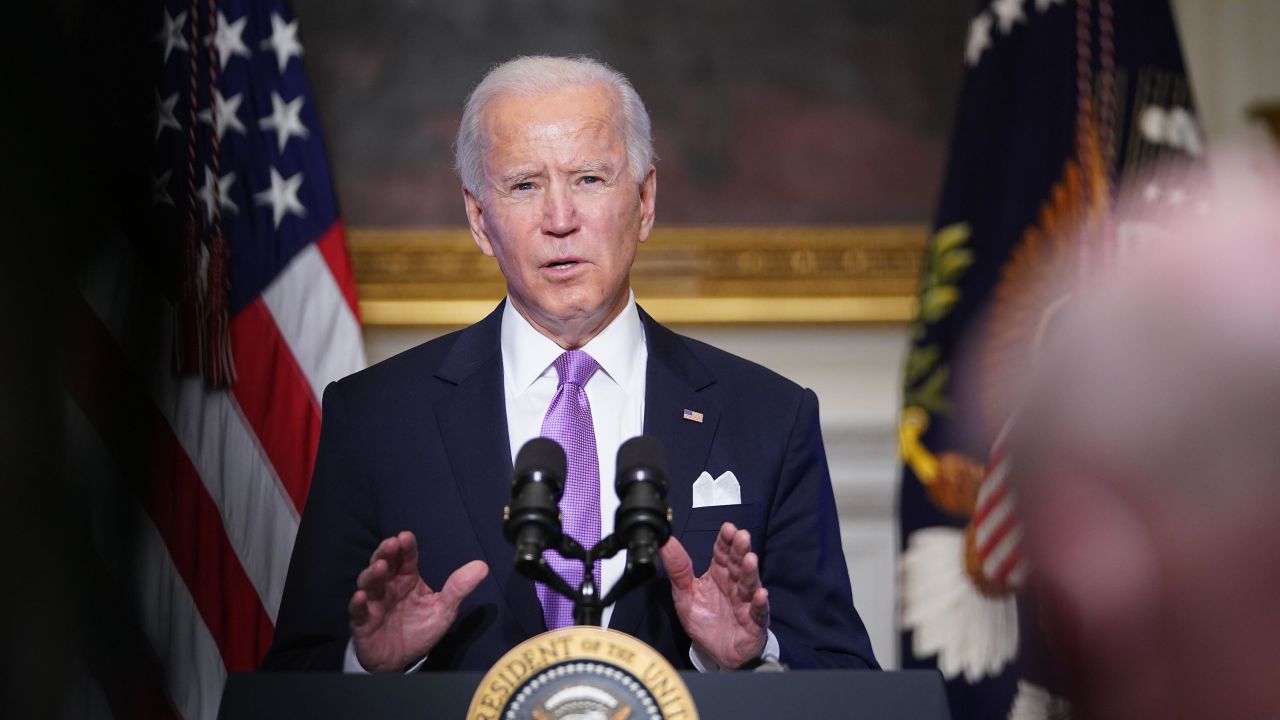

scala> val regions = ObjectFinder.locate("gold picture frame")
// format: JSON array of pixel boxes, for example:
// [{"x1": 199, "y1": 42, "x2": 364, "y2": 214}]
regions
[{"x1": 350, "y1": 225, "x2": 926, "y2": 326}]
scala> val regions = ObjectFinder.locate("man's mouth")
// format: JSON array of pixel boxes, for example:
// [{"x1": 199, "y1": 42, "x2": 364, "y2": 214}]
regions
[{"x1": 544, "y1": 259, "x2": 582, "y2": 270}]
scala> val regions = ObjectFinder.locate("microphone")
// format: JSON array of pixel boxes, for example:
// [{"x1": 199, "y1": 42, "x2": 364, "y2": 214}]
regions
[
  {"x1": 613, "y1": 436, "x2": 672, "y2": 574},
  {"x1": 504, "y1": 438, "x2": 566, "y2": 570}
]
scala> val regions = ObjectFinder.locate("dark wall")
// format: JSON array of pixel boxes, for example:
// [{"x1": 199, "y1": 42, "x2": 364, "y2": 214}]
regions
[{"x1": 293, "y1": 0, "x2": 971, "y2": 226}]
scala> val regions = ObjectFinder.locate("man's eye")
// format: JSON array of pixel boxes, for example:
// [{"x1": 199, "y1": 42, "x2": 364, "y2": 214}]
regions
[
  {"x1": 581, "y1": 176, "x2": 601, "y2": 185},
  {"x1": 513, "y1": 181, "x2": 535, "y2": 192}
]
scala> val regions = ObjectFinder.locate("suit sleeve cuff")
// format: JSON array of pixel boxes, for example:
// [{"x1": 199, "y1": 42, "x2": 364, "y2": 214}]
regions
[
  {"x1": 343, "y1": 638, "x2": 428, "y2": 674},
  {"x1": 688, "y1": 630, "x2": 780, "y2": 672}
]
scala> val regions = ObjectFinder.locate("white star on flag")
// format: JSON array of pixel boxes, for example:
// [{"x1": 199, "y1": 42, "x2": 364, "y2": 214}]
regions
[
  {"x1": 198, "y1": 167, "x2": 238, "y2": 223},
  {"x1": 261, "y1": 13, "x2": 305, "y2": 73},
  {"x1": 1035, "y1": 0, "x2": 1065, "y2": 11},
  {"x1": 152, "y1": 170, "x2": 174, "y2": 207},
  {"x1": 208, "y1": 11, "x2": 251, "y2": 70},
  {"x1": 155, "y1": 9, "x2": 189, "y2": 63},
  {"x1": 254, "y1": 168, "x2": 307, "y2": 228},
  {"x1": 991, "y1": 0, "x2": 1026, "y2": 34},
  {"x1": 965, "y1": 12, "x2": 994, "y2": 67},
  {"x1": 154, "y1": 90, "x2": 181, "y2": 140},
  {"x1": 258, "y1": 92, "x2": 310, "y2": 152},
  {"x1": 198, "y1": 90, "x2": 247, "y2": 141}
]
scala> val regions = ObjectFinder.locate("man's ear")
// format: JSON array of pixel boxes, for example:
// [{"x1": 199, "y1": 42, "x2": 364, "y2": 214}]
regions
[
  {"x1": 637, "y1": 166, "x2": 657, "y2": 244},
  {"x1": 463, "y1": 187, "x2": 495, "y2": 257}
]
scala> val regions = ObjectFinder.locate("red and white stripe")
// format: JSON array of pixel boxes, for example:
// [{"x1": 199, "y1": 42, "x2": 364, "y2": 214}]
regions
[
  {"x1": 68, "y1": 221, "x2": 363, "y2": 718},
  {"x1": 973, "y1": 419, "x2": 1028, "y2": 589}
]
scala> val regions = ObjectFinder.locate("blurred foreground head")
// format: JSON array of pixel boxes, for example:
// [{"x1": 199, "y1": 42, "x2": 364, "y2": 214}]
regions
[{"x1": 1013, "y1": 156, "x2": 1280, "y2": 720}]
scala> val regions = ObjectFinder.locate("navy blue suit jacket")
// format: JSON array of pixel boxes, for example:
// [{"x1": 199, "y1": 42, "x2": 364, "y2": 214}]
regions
[{"x1": 262, "y1": 304, "x2": 878, "y2": 671}]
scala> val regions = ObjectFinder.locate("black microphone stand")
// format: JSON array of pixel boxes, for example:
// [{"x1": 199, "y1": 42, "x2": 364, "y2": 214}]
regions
[
  {"x1": 513, "y1": 528, "x2": 664, "y2": 627},
  {"x1": 507, "y1": 435, "x2": 671, "y2": 628}
]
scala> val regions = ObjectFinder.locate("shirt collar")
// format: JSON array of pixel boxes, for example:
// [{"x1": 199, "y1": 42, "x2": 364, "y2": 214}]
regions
[{"x1": 501, "y1": 290, "x2": 645, "y2": 396}]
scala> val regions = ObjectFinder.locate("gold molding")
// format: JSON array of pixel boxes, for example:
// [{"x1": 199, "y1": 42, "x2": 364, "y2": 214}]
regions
[{"x1": 350, "y1": 225, "x2": 926, "y2": 326}]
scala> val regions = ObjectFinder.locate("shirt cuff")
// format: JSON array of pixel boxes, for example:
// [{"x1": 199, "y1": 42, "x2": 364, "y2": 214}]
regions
[
  {"x1": 343, "y1": 638, "x2": 429, "y2": 674},
  {"x1": 688, "y1": 630, "x2": 780, "y2": 672}
]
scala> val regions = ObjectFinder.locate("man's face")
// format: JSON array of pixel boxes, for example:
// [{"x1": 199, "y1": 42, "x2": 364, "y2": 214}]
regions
[{"x1": 464, "y1": 84, "x2": 656, "y2": 346}]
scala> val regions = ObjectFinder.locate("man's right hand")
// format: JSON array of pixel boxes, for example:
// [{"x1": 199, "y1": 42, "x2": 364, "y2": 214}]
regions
[{"x1": 348, "y1": 531, "x2": 489, "y2": 672}]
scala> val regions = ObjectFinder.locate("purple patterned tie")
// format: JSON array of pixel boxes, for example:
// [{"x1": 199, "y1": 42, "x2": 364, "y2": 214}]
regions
[{"x1": 537, "y1": 350, "x2": 602, "y2": 630}]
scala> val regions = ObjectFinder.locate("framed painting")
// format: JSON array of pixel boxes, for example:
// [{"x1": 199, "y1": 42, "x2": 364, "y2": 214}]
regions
[{"x1": 293, "y1": 0, "x2": 971, "y2": 323}]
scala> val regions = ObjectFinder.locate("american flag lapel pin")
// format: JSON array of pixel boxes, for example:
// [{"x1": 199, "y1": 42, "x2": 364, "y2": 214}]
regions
[{"x1": 682, "y1": 408, "x2": 704, "y2": 423}]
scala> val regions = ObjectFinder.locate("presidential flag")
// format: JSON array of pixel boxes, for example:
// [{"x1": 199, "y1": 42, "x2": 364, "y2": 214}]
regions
[
  {"x1": 64, "y1": 1, "x2": 363, "y2": 717},
  {"x1": 897, "y1": 1, "x2": 1200, "y2": 717}
]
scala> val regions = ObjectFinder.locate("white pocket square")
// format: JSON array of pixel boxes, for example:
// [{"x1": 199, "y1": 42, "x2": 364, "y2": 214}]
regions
[{"x1": 691, "y1": 470, "x2": 741, "y2": 508}]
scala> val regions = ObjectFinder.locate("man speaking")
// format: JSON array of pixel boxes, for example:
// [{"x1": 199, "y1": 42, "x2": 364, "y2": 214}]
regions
[{"x1": 262, "y1": 55, "x2": 877, "y2": 673}]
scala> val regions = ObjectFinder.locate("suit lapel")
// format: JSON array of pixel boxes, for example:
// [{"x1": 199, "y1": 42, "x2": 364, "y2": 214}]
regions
[
  {"x1": 433, "y1": 303, "x2": 544, "y2": 638},
  {"x1": 610, "y1": 308, "x2": 720, "y2": 636}
]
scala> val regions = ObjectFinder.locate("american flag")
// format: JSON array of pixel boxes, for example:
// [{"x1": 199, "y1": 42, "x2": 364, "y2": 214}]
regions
[{"x1": 64, "y1": 0, "x2": 363, "y2": 717}]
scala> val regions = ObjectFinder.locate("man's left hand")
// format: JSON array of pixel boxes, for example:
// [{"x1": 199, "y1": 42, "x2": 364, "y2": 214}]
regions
[{"x1": 660, "y1": 523, "x2": 770, "y2": 669}]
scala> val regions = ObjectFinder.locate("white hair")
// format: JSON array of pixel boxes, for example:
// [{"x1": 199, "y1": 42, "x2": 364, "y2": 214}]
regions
[{"x1": 454, "y1": 55, "x2": 655, "y2": 199}]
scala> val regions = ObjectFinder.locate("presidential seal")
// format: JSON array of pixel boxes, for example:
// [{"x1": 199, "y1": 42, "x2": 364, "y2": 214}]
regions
[{"x1": 467, "y1": 626, "x2": 698, "y2": 720}]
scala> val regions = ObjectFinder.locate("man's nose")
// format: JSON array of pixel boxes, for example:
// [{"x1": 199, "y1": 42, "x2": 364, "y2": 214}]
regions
[{"x1": 541, "y1": 183, "x2": 578, "y2": 237}]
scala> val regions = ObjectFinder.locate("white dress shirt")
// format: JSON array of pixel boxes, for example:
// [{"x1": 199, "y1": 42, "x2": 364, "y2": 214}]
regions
[{"x1": 500, "y1": 292, "x2": 648, "y2": 629}]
